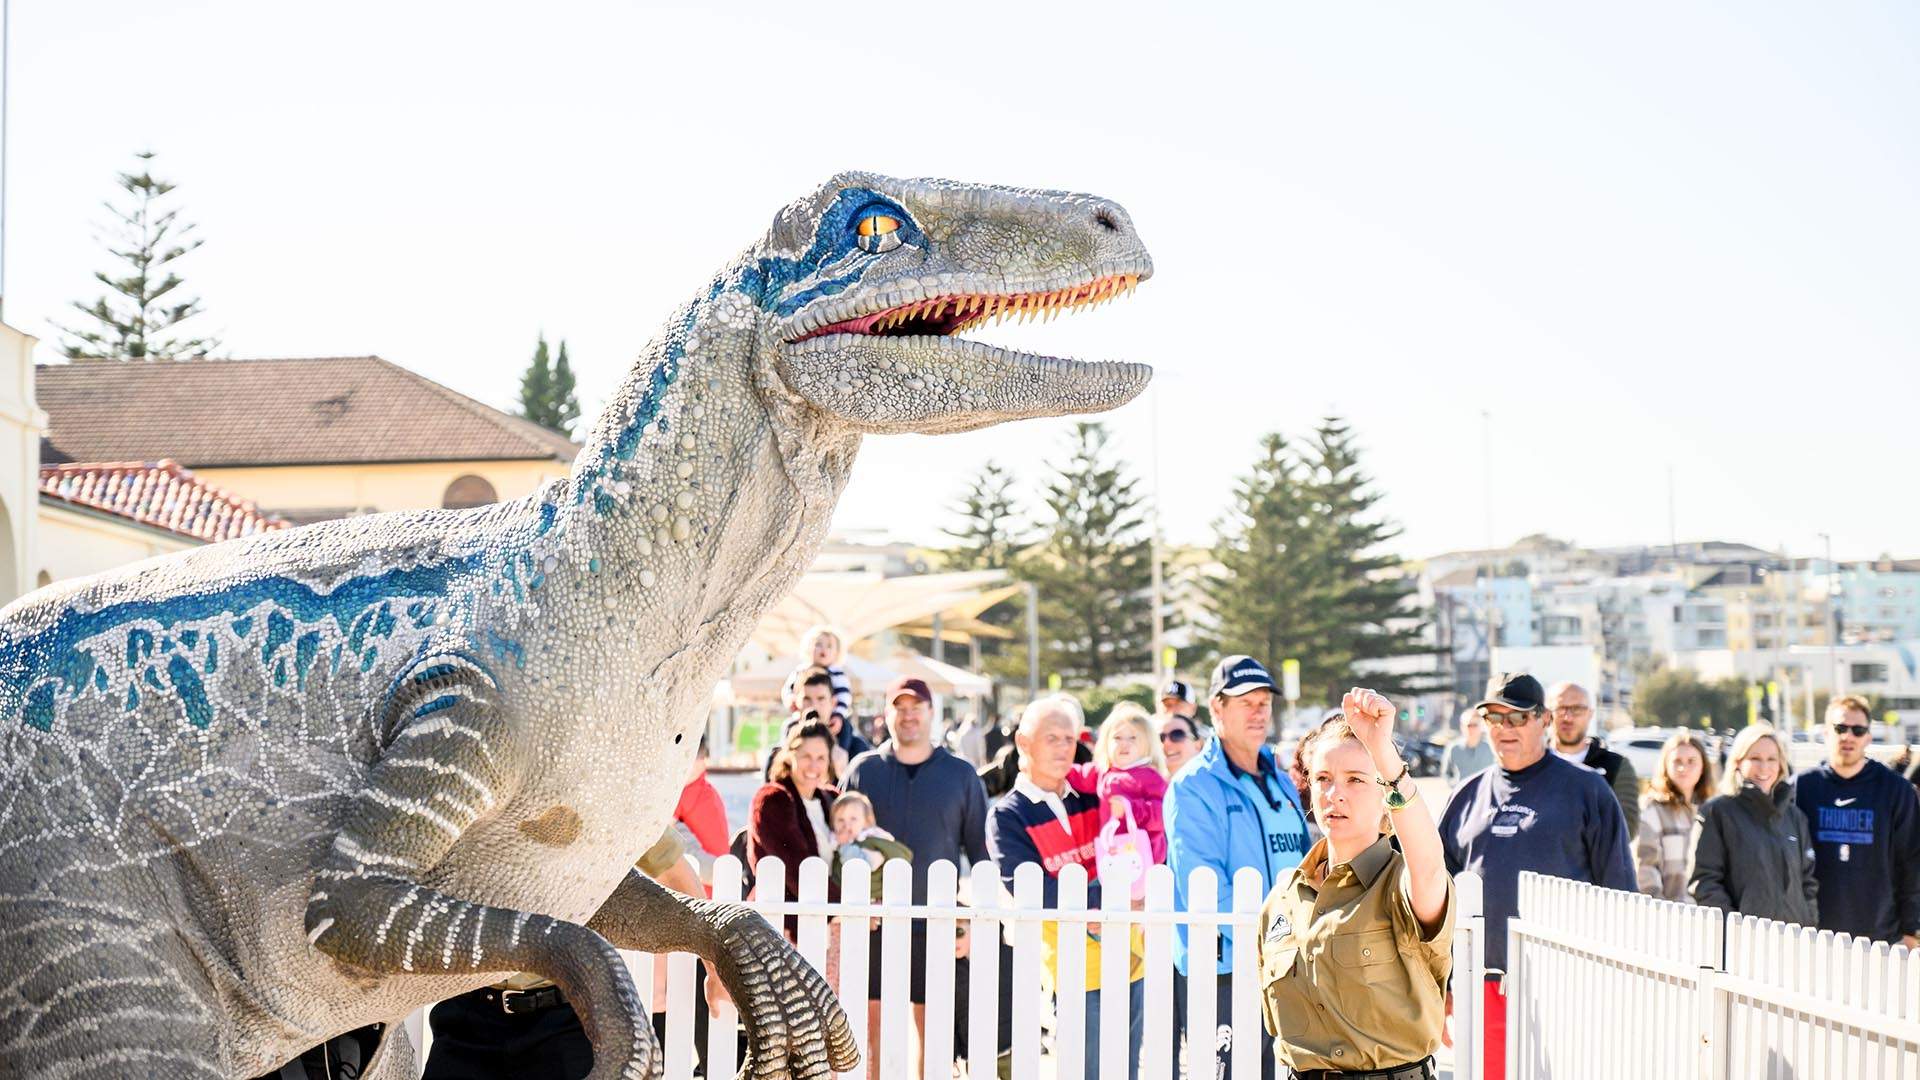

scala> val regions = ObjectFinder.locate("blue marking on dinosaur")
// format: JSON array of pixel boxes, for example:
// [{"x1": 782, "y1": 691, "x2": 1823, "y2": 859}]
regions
[
  {"x1": 536, "y1": 502, "x2": 557, "y2": 535},
  {"x1": 144, "y1": 668, "x2": 165, "y2": 692},
  {"x1": 261, "y1": 611, "x2": 294, "y2": 664},
  {"x1": 128, "y1": 628, "x2": 156, "y2": 669},
  {"x1": 167, "y1": 655, "x2": 213, "y2": 729},
  {"x1": 484, "y1": 631, "x2": 525, "y2": 670},
  {"x1": 92, "y1": 667, "x2": 108, "y2": 692},
  {"x1": 295, "y1": 631, "x2": 322, "y2": 689},
  {"x1": 413, "y1": 694, "x2": 461, "y2": 719},
  {"x1": 1, "y1": 555, "x2": 484, "y2": 729},
  {"x1": 180, "y1": 629, "x2": 199, "y2": 650},
  {"x1": 206, "y1": 635, "x2": 219, "y2": 674},
  {"x1": 24, "y1": 683, "x2": 55, "y2": 732}
]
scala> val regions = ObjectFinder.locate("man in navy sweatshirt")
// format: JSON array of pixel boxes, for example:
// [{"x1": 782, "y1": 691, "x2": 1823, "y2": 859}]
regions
[
  {"x1": 1795, "y1": 694, "x2": 1920, "y2": 946},
  {"x1": 1439, "y1": 673, "x2": 1636, "y2": 1080}
]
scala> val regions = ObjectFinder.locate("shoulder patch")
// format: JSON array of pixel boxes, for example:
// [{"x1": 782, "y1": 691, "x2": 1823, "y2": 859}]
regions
[{"x1": 1265, "y1": 911, "x2": 1292, "y2": 943}]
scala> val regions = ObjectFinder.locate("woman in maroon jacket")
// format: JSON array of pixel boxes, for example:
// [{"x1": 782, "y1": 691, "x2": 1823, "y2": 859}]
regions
[{"x1": 748, "y1": 720, "x2": 842, "y2": 930}]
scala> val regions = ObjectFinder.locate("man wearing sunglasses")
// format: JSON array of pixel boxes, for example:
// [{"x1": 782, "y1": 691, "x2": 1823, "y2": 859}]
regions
[
  {"x1": 1438, "y1": 673, "x2": 1635, "y2": 1080},
  {"x1": 1794, "y1": 694, "x2": 1920, "y2": 947}
]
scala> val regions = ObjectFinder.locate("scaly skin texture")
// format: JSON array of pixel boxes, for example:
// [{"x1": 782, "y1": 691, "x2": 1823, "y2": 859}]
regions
[{"x1": 0, "y1": 172, "x2": 1151, "y2": 1079}]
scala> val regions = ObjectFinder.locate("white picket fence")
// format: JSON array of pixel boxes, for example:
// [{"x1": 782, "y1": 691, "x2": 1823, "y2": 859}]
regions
[
  {"x1": 1506, "y1": 871, "x2": 1920, "y2": 1079},
  {"x1": 401, "y1": 858, "x2": 1487, "y2": 1079}
]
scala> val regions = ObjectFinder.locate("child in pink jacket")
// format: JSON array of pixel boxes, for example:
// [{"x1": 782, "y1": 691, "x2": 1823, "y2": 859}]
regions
[{"x1": 1067, "y1": 703, "x2": 1169, "y2": 863}]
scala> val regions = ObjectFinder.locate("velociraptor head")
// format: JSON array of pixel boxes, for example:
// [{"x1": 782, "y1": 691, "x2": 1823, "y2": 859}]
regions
[{"x1": 747, "y1": 172, "x2": 1153, "y2": 434}]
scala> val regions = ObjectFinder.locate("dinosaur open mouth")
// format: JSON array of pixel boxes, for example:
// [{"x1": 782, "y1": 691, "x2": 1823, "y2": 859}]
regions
[{"x1": 791, "y1": 273, "x2": 1140, "y2": 342}]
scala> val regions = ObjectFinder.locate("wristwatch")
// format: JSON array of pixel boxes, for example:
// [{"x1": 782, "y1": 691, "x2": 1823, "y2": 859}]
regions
[{"x1": 1380, "y1": 763, "x2": 1414, "y2": 811}]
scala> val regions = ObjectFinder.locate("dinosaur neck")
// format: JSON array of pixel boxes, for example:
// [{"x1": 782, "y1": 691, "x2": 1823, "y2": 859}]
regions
[{"x1": 537, "y1": 274, "x2": 859, "y2": 680}]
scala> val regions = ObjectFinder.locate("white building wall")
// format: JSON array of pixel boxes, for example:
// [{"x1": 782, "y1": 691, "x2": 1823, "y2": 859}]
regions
[{"x1": 0, "y1": 323, "x2": 46, "y2": 608}]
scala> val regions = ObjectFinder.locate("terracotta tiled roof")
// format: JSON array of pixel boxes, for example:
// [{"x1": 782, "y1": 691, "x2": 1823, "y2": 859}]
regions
[
  {"x1": 36, "y1": 356, "x2": 579, "y2": 468},
  {"x1": 40, "y1": 460, "x2": 291, "y2": 544}
]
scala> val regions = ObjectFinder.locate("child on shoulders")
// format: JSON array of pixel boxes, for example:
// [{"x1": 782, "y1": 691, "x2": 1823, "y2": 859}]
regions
[{"x1": 1067, "y1": 702, "x2": 1169, "y2": 863}]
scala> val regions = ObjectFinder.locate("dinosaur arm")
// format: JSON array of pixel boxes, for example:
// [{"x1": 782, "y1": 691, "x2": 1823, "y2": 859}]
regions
[
  {"x1": 589, "y1": 870, "x2": 858, "y2": 1080},
  {"x1": 306, "y1": 660, "x2": 655, "y2": 1080}
]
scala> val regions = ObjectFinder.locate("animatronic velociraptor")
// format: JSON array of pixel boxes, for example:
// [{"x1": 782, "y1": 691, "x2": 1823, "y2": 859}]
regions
[{"x1": 0, "y1": 173, "x2": 1152, "y2": 1079}]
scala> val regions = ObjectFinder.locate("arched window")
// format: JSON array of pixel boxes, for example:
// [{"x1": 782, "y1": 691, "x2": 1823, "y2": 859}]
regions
[{"x1": 441, "y1": 475, "x2": 498, "y2": 510}]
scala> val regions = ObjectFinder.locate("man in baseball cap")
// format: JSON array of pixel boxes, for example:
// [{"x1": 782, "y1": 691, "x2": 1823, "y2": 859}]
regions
[
  {"x1": 840, "y1": 674, "x2": 989, "y2": 1062},
  {"x1": 1165, "y1": 653, "x2": 1308, "y2": 1080},
  {"x1": 1438, "y1": 673, "x2": 1635, "y2": 1079},
  {"x1": 1159, "y1": 679, "x2": 1198, "y2": 720}
]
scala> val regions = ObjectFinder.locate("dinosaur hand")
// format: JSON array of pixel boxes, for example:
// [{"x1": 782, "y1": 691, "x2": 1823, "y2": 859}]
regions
[
  {"x1": 702, "y1": 903, "x2": 859, "y2": 1080},
  {"x1": 560, "y1": 932, "x2": 665, "y2": 1080}
]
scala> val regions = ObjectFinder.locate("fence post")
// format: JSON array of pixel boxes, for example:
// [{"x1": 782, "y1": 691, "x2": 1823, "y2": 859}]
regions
[
  {"x1": 878, "y1": 858, "x2": 914, "y2": 1080},
  {"x1": 1055, "y1": 863, "x2": 1088, "y2": 1080},
  {"x1": 1098, "y1": 864, "x2": 1131, "y2": 1080},
  {"x1": 1140, "y1": 865, "x2": 1174, "y2": 1080},
  {"x1": 708, "y1": 856, "x2": 743, "y2": 1080},
  {"x1": 1230, "y1": 868, "x2": 1262, "y2": 1080},
  {"x1": 835, "y1": 857, "x2": 870, "y2": 1080},
  {"x1": 967, "y1": 862, "x2": 1004, "y2": 1080},
  {"x1": 1010, "y1": 862, "x2": 1044, "y2": 1080},
  {"x1": 923, "y1": 859, "x2": 959, "y2": 1080},
  {"x1": 1186, "y1": 866, "x2": 1218, "y2": 1080},
  {"x1": 1452, "y1": 872, "x2": 1483, "y2": 1080}
]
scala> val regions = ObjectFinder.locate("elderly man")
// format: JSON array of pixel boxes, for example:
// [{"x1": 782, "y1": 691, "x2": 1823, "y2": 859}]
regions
[
  {"x1": 1441, "y1": 707, "x2": 1495, "y2": 786},
  {"x1": 986, "y1": 694, "x2": 1144, "y2": 1078},
  {"x1": 1165, "y1": 655, "x2": 1310, "y2": 1080},
  {"x1": 1440, "y1": 673, "x2": 1635, "y2": 1080},
  {"x1": 1546, "y1": 681, "x2": 1640, "y2": 838}
]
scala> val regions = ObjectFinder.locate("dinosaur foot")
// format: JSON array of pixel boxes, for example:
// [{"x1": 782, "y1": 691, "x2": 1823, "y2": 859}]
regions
[{"x1": 704, "y1": 904, "x2": 860, "y2": 1080}]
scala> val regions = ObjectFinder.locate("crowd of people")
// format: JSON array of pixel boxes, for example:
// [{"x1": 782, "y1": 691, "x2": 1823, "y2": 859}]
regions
[{"x1": 426, "y1": 620, "x2": 1920, "y2": 1080}]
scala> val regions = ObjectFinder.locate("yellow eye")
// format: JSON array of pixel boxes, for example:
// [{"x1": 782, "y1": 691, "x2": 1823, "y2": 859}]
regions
[{"x1": 857, "y1": 213, "x2": 900, "y2": 238}]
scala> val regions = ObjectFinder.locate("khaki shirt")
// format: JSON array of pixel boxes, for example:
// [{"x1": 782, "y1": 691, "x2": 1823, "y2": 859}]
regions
[
  {"x1": 1256, "y1": 835, "x2": 1454, "y2": 1072},
  {"x1": 493, "y1": 829, "x2": 688, "y2": 992}
]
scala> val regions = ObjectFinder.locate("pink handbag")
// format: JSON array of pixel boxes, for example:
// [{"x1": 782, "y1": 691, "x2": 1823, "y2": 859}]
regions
[{"x1": 1095, "y1": 797, "x2": 1150, "y2": 901}]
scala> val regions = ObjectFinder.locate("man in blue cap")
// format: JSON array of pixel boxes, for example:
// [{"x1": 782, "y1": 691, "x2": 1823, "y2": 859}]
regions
[{"x1": 1165, "y1": 655, "x2": 1311, "y2": 1080}]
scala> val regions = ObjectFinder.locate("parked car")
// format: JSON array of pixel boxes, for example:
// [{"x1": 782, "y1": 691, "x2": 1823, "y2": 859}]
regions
[
  {"x1": 1395, "y1": 737, "x2": 1446, "y2": 778},
  {"x1": 1608, "y1": 728, "x2": 1672, "y2": 783}
]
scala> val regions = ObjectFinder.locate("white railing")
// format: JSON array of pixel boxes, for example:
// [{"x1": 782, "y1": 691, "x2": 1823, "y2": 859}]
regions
[
  {"x1": 405, "y1": 859, "x2": 1486, "y2": 1079},
  {"x1": 1507, "y1": 871, "x2": 1920, "y2": 1079}
]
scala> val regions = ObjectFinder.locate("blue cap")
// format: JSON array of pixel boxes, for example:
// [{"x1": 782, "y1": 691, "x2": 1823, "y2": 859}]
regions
[{"x1": 1208, "y1": 655, "x2": 1276, "y2": 699}]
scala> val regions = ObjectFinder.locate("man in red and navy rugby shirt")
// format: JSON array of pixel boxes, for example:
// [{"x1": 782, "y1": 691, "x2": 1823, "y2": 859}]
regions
[{"x1": 986, "y1": 694, "x2": 1144, "y2": 1080}]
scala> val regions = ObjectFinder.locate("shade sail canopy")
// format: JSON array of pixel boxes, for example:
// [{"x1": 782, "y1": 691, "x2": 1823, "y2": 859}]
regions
[{"x1": 748, "y1": 570, "x2": 1018, "y2": 656}]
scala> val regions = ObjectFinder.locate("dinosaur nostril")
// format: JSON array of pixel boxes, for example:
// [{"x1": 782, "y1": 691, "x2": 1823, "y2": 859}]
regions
[{"x1": 1094, "y1": 209, "x2": 1121, "y2": 234}]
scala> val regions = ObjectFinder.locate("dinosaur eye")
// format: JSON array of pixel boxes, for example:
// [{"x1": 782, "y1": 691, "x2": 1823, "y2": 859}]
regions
[{"x1": 855, "y1": 212, "x2": 904, "y2": 254}]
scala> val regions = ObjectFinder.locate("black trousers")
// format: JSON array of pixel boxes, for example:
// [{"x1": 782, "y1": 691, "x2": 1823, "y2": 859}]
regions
[
  {"x1": 1211, "y1": 976, "x2": 1276, "y2": 1080},
  {"x1": 423, "y1": 988, "x2": 593, "y2": 1080}
]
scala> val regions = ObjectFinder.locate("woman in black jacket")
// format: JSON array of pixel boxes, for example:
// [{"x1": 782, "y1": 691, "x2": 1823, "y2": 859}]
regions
[{"x1": 1689, "y1": 724, "x2": 1818, "y2": 925}]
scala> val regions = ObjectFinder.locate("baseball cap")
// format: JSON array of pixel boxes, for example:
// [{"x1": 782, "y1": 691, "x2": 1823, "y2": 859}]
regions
[
  {"x1": 1161, "y1": 679, "x2": 1196, "y2": 705},
  {"x1": 1476, "y1": 672, "x2": 1545, "y2": 713},
  {"x1": 886, "y1": 677, "x2": 933, "y2": 705},
  {"x1": 1208, "y1": 655, "x2": 1277, "y2": 699}
]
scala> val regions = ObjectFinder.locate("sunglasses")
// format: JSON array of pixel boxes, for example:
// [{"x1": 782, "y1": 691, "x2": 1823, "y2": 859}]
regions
[
  {"x1": 1831, "y1": 723, "x2": 1871, "y2": 738},
  {"x1": 1160, "y1": 730, "x2": 1193, "y2": 744},
  {"x1": 1476, "y1": 706, "x2": 1539, "y2": 728}
]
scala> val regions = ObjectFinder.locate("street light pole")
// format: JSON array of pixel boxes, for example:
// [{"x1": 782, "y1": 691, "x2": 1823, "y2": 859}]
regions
[{"x1": 1820, "y1": 532, "x2": 1839, "y2": 701}]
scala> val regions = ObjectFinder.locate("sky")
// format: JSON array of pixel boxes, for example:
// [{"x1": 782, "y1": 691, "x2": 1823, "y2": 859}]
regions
[{"x1": 5, "y1": 1, "x2": 1916, "y2": 562}]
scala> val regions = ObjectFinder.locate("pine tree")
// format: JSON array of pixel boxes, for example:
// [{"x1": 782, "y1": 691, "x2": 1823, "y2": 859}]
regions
[
  {"x1": 58, "y1": 151, "x2": 219, "y2": 360},
  {"x1": 518, "y1": 335, "x2": 583, "y2": 436},
  {"x1": 1301, "y1": 417, "x2": 1437, "y2": 702},
  {"x1": 550, "y1": 341, "x2": 581, "y2": 435},
  {"x1": 1202, "y1": 433, "x2": 1325, "y2": 676},
  {"x1": 941, "y1": 461, "x2": 1029, "y2": 572},
  {"x1": 1016, "y1": 423, "x2": 1158, "y2": 686}
]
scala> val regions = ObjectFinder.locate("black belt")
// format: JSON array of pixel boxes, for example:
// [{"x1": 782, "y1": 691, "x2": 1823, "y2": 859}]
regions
[
  {"x1": 1290, "y1": 1058, "x2": 1434, "y2": 1080},
  {"x1": 483, "y1": 985, "x2": 568, "y2": 1016}
]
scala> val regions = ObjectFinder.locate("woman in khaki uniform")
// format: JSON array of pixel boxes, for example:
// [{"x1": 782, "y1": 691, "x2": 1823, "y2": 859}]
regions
[{"x1": 1256, "y1": 688, "x2": 1453, "y2": 1080}]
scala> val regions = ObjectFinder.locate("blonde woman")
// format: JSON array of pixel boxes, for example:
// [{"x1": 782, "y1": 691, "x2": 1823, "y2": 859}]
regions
[
  {"x1": 1636, "y1": 731, "x2": 1717, "y2": 901},
  {"x1": 1066, "y1": 702, "x2": 1170, "y2": 862},
  {"x1": 1689, "y1": 725, "x2": 1818, "y2": 925}
]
